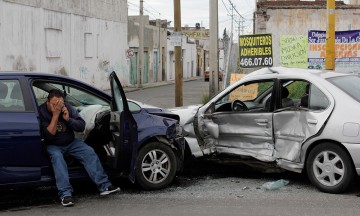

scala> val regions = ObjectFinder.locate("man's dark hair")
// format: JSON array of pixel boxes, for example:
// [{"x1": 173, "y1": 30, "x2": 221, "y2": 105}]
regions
[{"x1": 47, "y1": 89, "x2": 64, "y2": 100}]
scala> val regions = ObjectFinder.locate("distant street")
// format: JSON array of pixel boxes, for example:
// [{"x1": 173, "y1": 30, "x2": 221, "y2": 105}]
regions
[
  {"x1": 125, "y1": 78, "x2": 212, "y2": 108},
  {"x1": 2, "y1": 79, "x2": 360, "y2": 215}
]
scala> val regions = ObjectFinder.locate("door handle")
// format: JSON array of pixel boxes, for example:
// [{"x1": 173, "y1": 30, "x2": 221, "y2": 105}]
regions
[
  {"x1": 255, "y1": 119, "x2": 268, "y2": 126},
  {"x1": 307, "y1": 119, "x2": 318, "y2": 124}
]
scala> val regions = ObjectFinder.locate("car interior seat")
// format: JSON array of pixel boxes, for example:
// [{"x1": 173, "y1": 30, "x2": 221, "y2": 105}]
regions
[
  {"x1": 9, "y1": 82, "x2": 25, "y2": 111},
  {"x1": 0, "y1": 81, "x2": 8, "y2": 110},
  {"x1": 281, "y1": 87, "x2": 294, "y2": 108},
  {"x1": 300, "y1": 84, "x2": 310, "y2": 108}
]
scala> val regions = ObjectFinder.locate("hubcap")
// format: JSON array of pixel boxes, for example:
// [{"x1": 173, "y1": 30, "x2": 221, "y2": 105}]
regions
[
  {"x1": 141, "y1": 149, "x2": 170, "y2": 184},
  {"x1": 313, "y1": 150, "x2": 345, "y2": 187}
]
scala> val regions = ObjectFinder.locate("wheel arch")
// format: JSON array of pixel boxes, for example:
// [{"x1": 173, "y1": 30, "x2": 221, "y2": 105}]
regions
[
  {"x1": 137, "y1": 135, "x2": 183, "y2": 172},
  {"x1": 302, "y1": 139, "x2": 356, "y2": 174}
]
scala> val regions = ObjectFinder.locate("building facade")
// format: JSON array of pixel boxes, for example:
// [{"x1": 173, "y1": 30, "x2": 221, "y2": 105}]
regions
[
  {"x1": 128, "y1": 16, "x2": 168, "y2": 85},
  {"x1": 0, "y1": 0, "x2": 129, "y2": 89},
  {"x1": 255, "y1": 0, "x2": 360, "y2": 67},
  {"x1": 167, "y1": 35, "x2": 197, "y2": 81}
]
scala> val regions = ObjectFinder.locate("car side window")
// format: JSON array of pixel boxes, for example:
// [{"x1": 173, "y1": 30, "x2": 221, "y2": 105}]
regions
[
  {"x1": 282, "y1": 80, "x2": 309, "y2": 108},
  {"x1": 215, "y1": 80, "x2": 274, "y2": 112},
  {"x1": 308, "y1": 85, "x2": 329, "y2": 111},
  {"x1": 0, "y1": 80, "x2": 25, "y2": 112},
  {"x1": 32, "y1": 81, "x2": 109, "y2": 107}
]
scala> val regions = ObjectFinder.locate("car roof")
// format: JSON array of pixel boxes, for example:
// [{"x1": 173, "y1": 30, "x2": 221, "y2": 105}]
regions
[
  {"x1": 0, "y1": 71, "x2": 69, "y2": 78},
  {"x1": 246, "y1": 66, "x2": 352, "y2": 80}
]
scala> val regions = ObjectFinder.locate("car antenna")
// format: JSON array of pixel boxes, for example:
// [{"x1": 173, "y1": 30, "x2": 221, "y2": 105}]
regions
[{"x1": 268, "y1": 67, "x2": 279, "y2": 74}]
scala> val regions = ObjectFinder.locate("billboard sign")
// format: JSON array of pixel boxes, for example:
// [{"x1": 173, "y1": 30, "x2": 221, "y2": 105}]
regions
[
  {"x1": 239, "y1": 33, "x2": 273, "y2": 68},
  {"x1": 308, "y1": 30, "x2": 360, "y2": 73}
]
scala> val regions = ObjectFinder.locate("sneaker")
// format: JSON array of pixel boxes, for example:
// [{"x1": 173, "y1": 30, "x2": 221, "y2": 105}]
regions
[
  {"x1": 61, "y1": 196, "x2": 74, "y2": 207},
  {"x1": 100, "y1": 185, "x2": 120, "y2": 196}
]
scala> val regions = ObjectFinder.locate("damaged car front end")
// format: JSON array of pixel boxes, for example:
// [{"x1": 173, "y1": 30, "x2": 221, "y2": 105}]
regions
[{"x1": 173, "y1": 67, "x2": 360, "y2": 194}]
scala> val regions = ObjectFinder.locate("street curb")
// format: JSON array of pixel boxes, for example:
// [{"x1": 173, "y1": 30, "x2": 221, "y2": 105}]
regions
[{"x1": 124, "y1": 76, "x2": 203, "y2": 93}]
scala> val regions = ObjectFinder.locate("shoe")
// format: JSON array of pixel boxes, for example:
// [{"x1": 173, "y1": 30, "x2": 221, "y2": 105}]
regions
[
  {"x1": 100, "y1": 185, "x2": 120, "y2": 196},
  {"x1": 61, "y1": 196, "x2": 74, "y2": 207}
]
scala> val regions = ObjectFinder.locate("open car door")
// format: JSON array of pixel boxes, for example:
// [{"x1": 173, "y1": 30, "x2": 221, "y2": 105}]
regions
[{"x1": 108, "y1": 72, "x2": 138, "y2": 181}]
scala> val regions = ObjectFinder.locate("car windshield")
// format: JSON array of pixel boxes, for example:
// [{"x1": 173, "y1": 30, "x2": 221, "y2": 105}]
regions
[{"x1": 328, "y1": 75, "x2": 360, "y2": 102}]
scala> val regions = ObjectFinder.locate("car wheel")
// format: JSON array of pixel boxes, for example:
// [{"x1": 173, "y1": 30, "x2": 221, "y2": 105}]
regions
[
  {"x1": 306, "y1": 143, "x2": 355, "y2": 194},
  {"x1": 136, "y1": 142, "x2": 177, "y2": 190}
]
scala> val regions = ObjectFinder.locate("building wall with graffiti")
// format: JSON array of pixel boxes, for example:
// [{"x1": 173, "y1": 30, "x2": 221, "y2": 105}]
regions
[{"x1": 0, "y1": 0, "x2": 129, "y2": 90}]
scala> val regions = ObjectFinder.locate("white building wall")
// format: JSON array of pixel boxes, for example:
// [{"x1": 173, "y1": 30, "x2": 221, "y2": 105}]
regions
[
  {"x1": 167, "y1": 35, "x2": 197, "y2": 81},
  {"x1": 0, "y1": 0, "x2": 129, "y2": 90}
]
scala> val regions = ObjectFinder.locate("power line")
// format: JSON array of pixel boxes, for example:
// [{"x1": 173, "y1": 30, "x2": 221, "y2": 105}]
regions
[
  {"x1": 227, "y1": 0, "x2": 244, "y2": 19},
  {"x1": 220, "y1": 0, "x2": 231, "y2": 16}
]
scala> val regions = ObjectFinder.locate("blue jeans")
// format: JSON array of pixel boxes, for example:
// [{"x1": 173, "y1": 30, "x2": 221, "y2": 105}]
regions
[{"x1": 47, "y1": 139, "x2": 112, "y2": 199}]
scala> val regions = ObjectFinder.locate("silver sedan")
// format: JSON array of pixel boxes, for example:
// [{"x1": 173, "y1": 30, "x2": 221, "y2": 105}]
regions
[{"x1": 171, "y1": 66, "x2": 360, "y2": 194}]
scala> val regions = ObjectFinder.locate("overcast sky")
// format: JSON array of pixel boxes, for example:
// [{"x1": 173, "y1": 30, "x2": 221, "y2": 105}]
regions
[
  {"x1": 128, "y1": 0, "x2": 256, "y2": 38},
  {"x1": 128, "y1": 0, "x2": 351, "y2": 39}
]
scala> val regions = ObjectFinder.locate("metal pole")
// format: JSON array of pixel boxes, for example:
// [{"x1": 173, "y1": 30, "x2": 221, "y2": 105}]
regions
[
  {"x1": 209, "y1": 0, "x2": 219, "y2": 98},
  {"x1": 174, "y1": 0, "x2": 183, "y2": 107},
  {"x1": 137, "y1": 0, "x2": 144, "y2": 88},
  {"x1": 325, "y1": 0, "x2": 335, "y2": 70}
]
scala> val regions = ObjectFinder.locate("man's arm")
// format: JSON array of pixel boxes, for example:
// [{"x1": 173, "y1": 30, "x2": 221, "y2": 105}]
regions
[{"x1": 65, "y1": 103, "x2": 86, "y2": 132}]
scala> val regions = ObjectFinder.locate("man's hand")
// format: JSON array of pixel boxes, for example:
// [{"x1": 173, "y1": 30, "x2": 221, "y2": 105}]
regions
[
  {"x1": 62, "y1": 106, "x2": 70, "y2": 121},
  {"x1": 49, "y1": 98, "x2": 64, "y2": 117}
]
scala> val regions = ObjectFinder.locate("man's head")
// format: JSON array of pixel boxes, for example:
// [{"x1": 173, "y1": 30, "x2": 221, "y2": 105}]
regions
[{"x1": 46, "y1": 89, "x2": 65, "y2": 113}]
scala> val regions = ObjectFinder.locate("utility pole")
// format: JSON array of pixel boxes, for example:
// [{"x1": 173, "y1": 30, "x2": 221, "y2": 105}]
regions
[
  {"x1": 174, "y1": 0, "x2": 183, "y2": 106},
  {"x1": 209, "y1": 0, "x2": 219, "y2": 98},
  {"x1": 223, "y1": 3, "x2": 234, "y2": 90},
  {"x1": 137, "y1": 0, "x2": 144, "y2": 88},
  {"x1": 325, "y1": 0, "x2": 335, "y2": 70}
]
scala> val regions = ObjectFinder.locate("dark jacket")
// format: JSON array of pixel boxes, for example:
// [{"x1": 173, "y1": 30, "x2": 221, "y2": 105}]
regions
[{"x1": 39, "y1": 102, "x2": 85, "y2": 146}]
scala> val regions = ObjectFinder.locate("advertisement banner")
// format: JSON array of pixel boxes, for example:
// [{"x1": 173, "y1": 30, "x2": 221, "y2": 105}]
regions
[
  {"x1": 229, "y1": 74, "x2": 258, "y2": 101},
  {"x1": 239, "y1": 33, "x2": 273, "y2": 68},
  {"x1": 308, "y1": 30, "x2": 360, "y2": 73},
  {"x1": 182, "y1": 30, "x2": 210, "y2": 39},
  {"x1": 280, "y1": 35, "x2": 308, "y2": 68}
]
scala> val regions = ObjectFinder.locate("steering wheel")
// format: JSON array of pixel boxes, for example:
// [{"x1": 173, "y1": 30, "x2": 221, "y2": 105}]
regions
[{"x1": 231, "y1": 100, "x2": 248, "y2": 111}]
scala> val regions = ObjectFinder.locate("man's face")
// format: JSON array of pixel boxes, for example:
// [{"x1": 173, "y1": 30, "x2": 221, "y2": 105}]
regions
[{"x1": 46, "y1": 96, "x2": 64, "y2": 113}]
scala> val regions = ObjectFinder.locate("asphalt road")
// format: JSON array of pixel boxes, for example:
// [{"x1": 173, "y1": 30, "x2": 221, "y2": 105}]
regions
[
  {"x1": 125, "y1": 78, "x2": 212, "y2": 108},
  {"x1": 2, "y1": 79, "x2": 360, "y2": 215}
]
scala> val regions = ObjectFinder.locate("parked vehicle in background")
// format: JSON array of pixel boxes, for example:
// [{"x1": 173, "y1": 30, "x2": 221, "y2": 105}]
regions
[
  {"x1": 204, "y1": 67, "x2": 223, "y2": 82},
  {"x1": 171, "y1": 66, "x2": 360, "y2": 194},
  {"x1": 0, "y1": 71, "x2": 184, "y2": 191}
]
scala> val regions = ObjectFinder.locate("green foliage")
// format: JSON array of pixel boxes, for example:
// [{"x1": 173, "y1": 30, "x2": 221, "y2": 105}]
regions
[
  {"x1": 258, "y1": 82, "x2": 274, "y2": 95},
  {"x1": 288, "y1": 81, "x2": 307, "y2": 99},
  {"x1": 201, "y1": 93, "x2": 210, "y2": 104}
]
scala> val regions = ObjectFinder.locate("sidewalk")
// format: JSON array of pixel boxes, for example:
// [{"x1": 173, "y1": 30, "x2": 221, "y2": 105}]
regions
[{"x1": 123, "y1": 76, "x2": 203, "y2": 93}]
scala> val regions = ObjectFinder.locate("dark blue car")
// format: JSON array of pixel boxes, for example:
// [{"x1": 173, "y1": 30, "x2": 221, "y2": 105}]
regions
[{"x1": 0, "y1": 71, "x2": 184, "y2": 190}]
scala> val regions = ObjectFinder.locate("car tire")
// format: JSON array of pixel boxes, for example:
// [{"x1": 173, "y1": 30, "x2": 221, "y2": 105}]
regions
[
  {"x1": 306, "y1": 143, "x2": 355, "y2": 194},
  {"x1": 135, "y1": 142, "x2": 177, "y2": 190}
]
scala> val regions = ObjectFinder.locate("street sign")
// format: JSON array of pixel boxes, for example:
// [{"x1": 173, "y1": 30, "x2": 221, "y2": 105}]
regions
[
  {"x1": 170, "y1": 32, "x2": 182, "y2": 46},
  {"x1": 126, "y1": 49, "x2": 135, "y2": 58}
]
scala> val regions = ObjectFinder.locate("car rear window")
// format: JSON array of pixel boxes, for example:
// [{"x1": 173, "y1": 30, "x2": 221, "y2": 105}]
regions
[{"x1": 328, "y1": 75, "x2": 360, "y2": 102}]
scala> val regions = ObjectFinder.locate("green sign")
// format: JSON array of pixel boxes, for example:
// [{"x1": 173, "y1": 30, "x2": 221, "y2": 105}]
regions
[{"x1": 280, "y1": 35, "x2": 308, "y2": 68}]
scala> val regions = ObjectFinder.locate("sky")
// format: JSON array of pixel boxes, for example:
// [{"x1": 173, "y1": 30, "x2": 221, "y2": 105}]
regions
[
  {"x1": 128, "y1": 0, "x2": 257, "y2": 39},
  {"x1": 128, "y1": 0, "x2": 351, "y2": 39}
]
